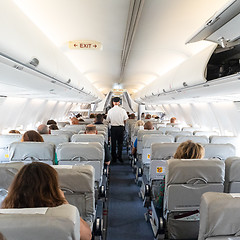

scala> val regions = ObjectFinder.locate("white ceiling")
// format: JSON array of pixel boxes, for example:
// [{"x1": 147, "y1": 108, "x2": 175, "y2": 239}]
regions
[{"x1": 3, "y1": 0, "x2": 231, "y2": 101}]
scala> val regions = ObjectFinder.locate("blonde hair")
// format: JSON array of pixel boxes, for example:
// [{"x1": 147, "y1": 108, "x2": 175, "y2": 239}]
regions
[
  {"x1": 173, "y1": 140, "x2": 204, "y2": 159},
  {"x1": 135, "y1": 120, "x2": 145, "y2": 127}
]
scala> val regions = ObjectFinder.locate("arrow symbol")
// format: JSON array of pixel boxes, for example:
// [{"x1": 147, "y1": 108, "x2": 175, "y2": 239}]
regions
[
  {"x1": 93, "y1": 44, "x2": 97, "y2": 48},
  {"x1": 74, "y1": 44, "x2": 78, "y2": 47}
]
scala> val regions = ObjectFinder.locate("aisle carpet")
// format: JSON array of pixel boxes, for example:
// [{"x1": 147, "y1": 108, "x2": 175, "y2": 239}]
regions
[{"x1": 106, "y1": 160, "x2": 153, "y2": 240}]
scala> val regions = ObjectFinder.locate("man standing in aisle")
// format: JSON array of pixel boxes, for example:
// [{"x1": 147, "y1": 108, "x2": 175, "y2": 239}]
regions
[{"x1": 107, "y1": 97, "x2": 128, "y2": 163}]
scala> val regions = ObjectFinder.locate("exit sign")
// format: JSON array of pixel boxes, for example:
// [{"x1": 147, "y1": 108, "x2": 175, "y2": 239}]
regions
[{"x1": 69, "y1": 40, "x2": 102, "y2": 50}]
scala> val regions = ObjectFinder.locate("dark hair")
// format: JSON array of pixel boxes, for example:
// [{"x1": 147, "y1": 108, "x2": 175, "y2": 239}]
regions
[
  {"x1": 89, "y1": 113, "x2": 95, "y2": 118},
  {"x1": 2, "y1": 162, "x2": 66, "y2": 208},
  {"x1": 113, "y1": 97, "x2": 120, "y2": 102},
  {"x1": 47, "y1": 119, "x2": 56, "y2": 125},
  {"x1": 173, "y1": 140, "x2": 205, "y2": 159},
  {"x1": 95, "y1": 114, "x2": 103, "y2": 123},
  {"x1": 9, "y1": 130, "x2": 21, "y2": 134},
  {"x1": 21, "y1": 130, "x2": 44, "y2": 142},
  {"x1": 49, "y1": 124, "x2": 59, "y2": 130}
]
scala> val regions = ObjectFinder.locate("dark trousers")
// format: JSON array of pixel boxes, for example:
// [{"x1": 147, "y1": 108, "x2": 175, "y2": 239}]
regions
[{"x1": 111, "y1": 126, "x2": 124, "y2": 161}]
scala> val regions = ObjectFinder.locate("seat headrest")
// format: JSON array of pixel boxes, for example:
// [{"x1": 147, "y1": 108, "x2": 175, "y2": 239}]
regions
[
  {"x1": 151, "y1": 143, "x2": 180, "y2": 160},
  {"x1": 203, "y1": 143, "x2": 236, "y2": 161},
  {"x1": 142, "y1": 135, "x2": 174, "y2": 148},
  {"x1": 57, "y1": 142, "x2": 103, "y2": 161},
  {"x1": 53, "y1": 165, "x2": 95, "y2": 192},
  {"x1": 71, "y1": 134, "x2": 104, "y2": 147},
  {"x1": 175, "y1": 135, "x2": 209, "y2": 144},
  {"x1": 166, "y1": 158, "x2": 225, "y2": 185},
  {"x1": 199, "y1": 192, "x2": 240, "y2": 240},
  {"x1": 9, "y1": 142, "x2": 55, "y2": 162},
  {"x1": 0, "y1": 204, "x2": 80, "y2": 240}
]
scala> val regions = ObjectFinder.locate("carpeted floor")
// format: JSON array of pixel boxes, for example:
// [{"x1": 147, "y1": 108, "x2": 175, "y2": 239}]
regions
[{"x1": 106, "y1": 158, "x2": 153, "y2": 240}]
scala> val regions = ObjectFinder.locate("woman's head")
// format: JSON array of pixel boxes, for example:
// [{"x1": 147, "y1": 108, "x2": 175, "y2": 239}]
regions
[
  {"x1": 21, "y1": 130, "x2": 44, "y2": 142},
  {"x1": 173, "y1": 140, "x2": 205, "y2": 159},
  {"x1": 135, "y1": 120, "x2": 145, "y2": 127},
  {"x1": 2, "y1": 162, "x2": 66, "y2": 208}
]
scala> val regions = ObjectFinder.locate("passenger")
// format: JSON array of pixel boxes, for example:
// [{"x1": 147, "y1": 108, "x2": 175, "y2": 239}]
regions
[
  {"x1": 46, "y1": 119, "x2": 57, "y2": 125},
  {"x1": 9, "y1": 130, "x2": 21, "y2": 134},
  {"x1": 132, "y1": 121, "x2": 154, "y2": 156},
  {"x1": 106, "y1": 97, "x2": 128, "y2": 163},
  {"x1": 170, "y1": 117, "x2": 176, "y2": 124},
  {"x1": 21, "y1": 130, "x2": 44, "y2": 142},
  {"x1": 135, "y1": 120, "x2": 145, "y2": 127},
  {"x1": 89, "y1": 113, "x2": 95, "y2": 119},
  {"x1": 156, "y1": 140, "x2": 205, "y2": 214},
  {"x1": 85, "y1": 124, "x2": 111, "y2": 165},
  {"x1": 141, "y1": 113, "x2": 145, "y2": 119},
  {"x1": 94, "y1": 114, "x2": 104, "y2": 124},
  {"x1": 129, "y1": 113, "x2": 136, "y2": 119},
  {"x1": 49, "y1": 124, "x2": 59, "y2": 130},
  {"x1": 37, "y1": 124, "x2": 50, "y2": 134},
  {"x1": 79, "y1": 118, "x2": 85, "y2": 122},
  {"x1": 71, "y1": 117, "x2": 79, "y2": 125},
  {"x1": 1, "y1": 162, "x2": 92, "y2": 240},
  {"x1": 145, "y1": 114, "x2": 151, "y2": 119},
  {"x1": 0, "y1": 233, "x2": 6, "y2": 240}
]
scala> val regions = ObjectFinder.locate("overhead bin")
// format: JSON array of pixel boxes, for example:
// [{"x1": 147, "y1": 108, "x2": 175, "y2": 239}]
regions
[{"x1": 186, "y1": 0, "x2": 240, "y2": 48}]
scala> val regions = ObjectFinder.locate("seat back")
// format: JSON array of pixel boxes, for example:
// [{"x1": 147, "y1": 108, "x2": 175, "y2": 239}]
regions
[
  {"x1": 181, "y1": 127, "x2": 199, "y2": 133},
  {"x1": 53, "y1": 165, "x2": 95, "y2": 225},
  {"x1": 175, "y1": 135, "x2": 209, "y2": 144},
  {"x1": 164, "y1": 158, "x2": 225, "y2": 212},
  {"x1": 9, "y1": 142, "x2": 55, "y2": 165},
  {"x1": 0, "y1": 134, "x2": 22, "y2": 162},
  {"x1": 63, "y1": 125, "x2": 86, "y2": 133},
  {"x1": 0, "y1": 162, "x2": 24, "y2": 206},
  {"x1": 198, "y1": 192, "x2": 240, "y2": 240},
  {"x1": 57, "y1": 142, "x2": 104, "y2": 184},
  {"x1": 193, "y1": 131, "x2": 219, "y2": 137},
  {"x1": 149, "y1": 143, "x2": 180, "y2": 180},
  {"x1": 157, "y1": 127, "x2": 180, "y2": 134},
  {"x1": 137, "y1": 130, "x2": 163, "y2": 155},
  {"x1": 165, "y1": 131, "x2": 192, "y2": 138},
  {"x1": 225, "y1": 157, "x2": 240, "y2": 193},
  {"x1": 42, "y1": 134, "x2": 69, "y2": 147},
  {"x1": 71, "y1": 134, "x2": 104, "y2": 148},
  {"x1": 203, "y1": 143, "x2": 236, "y2": 161},
  {"x1": 0, "y1": 204, "x2": 80, "y2": 240},
  {"x1": 51, "y1": 130, "x2": 75, "y2": 138},
  {"x1": 57, "y1": 121, "x2": 70, "y2": 128},
  {"x1": 209, "y1": 136, "x2": 238, "y2": 146},
  {"x1": 142, "y1": 135, "x2": 174, "y2": 164}
]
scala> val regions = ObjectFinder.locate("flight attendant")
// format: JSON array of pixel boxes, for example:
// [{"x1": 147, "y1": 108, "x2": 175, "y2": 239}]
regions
[{"x1": 107, "y1": 97, "x2": 128, "y2": 163}]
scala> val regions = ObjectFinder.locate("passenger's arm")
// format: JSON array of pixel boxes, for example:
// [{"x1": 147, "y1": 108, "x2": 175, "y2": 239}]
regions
[{"x1": 80, "y1": 217, "x2": 92, "y2": 240}]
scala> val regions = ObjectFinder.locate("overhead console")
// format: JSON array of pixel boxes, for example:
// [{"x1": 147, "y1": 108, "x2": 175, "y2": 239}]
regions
[{"x1": 186, "y1": 0, "x2": 240, "y2": 81}]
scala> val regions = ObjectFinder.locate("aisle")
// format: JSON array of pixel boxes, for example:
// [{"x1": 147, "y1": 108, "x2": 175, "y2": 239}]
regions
[{"x1": 106, "y1": 159, "x2": 153, "y2": 240}]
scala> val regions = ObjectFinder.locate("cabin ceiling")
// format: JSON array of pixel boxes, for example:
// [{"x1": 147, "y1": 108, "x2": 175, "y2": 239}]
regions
[{"x1": 10, "y1": 0, "x2": 231, "y2": 100}]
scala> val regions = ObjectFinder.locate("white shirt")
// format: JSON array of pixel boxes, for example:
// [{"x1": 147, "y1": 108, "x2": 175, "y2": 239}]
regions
[{"x1": 107, "y1": 105, "x2": 128, "y2": 126}]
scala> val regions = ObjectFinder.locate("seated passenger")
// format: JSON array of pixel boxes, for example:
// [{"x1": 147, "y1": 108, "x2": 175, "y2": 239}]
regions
[
  {"x1": 85, "y1": 124, "x2": 111, "y2": 165},
  {"x1": 129, "y1": 113, "x2": 135, "y2": 119},
  {"x1": 170, "y1": 117, "x2": 176, "y2": 124},
  {"x1": 89, "y1": 113, "x2": 95, "y2": 119},
  {"x1": 132, "y1": 121, "x2": 154, "y2": 156},
  {"x1": 9, "y1": 130, "x2": 21, "y2": 134},
  {"x1": 37, "y1": 124, "x2": 50, "y2": 134},
  {"x1": 156, "y1": 140, "x2": 205, "y2": 213},
  {"x1": 71, "y1": 117, "x2": 79, "y2": 125},
  {"x1": 46, "y1": 119, "x2": 57, "y2": 125},
  {"x1": 21, "y1": 130, "x2": 44, "y2": 142},
  {"x1": 145, "y1": 114, "x2": 151, "y2": 119},
  {"x1": 94, "y1": 114, "x2": 104, "y2": 124},
  {"x1": 49, "y1": 124, "x2": 59, "y2": 130},
  {"x1": 1, "y1": 162, "x2": 92, "y2": 240}
]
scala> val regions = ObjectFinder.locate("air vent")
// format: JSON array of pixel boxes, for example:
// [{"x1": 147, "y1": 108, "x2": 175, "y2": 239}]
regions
[{"x1": 13, "y1": 64, "x2": 24, "y2": 70}]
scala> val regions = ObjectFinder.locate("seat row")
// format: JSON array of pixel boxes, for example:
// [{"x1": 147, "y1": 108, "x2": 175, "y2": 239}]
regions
[
  {"x1": 143, "y1": 157, "x2": 240, "y2": 239},
  {"x1": 0, "y1": 132, "x2": 107, "y2": 162}
]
